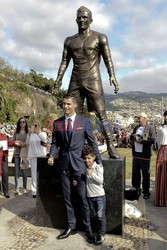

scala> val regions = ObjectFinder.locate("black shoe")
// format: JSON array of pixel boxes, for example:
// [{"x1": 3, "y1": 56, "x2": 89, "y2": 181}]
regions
[
  {"x1": 57, "y1": 228, "x2": 77, "y2": 239},
  {"x1": 94, "y1": 234, "x2": 105, "y2": 245},
  {"x1": 4, "y1": 193, "x2": 10, "y2": 198},
  {"x1": 143, "y1": 194, "x2": 150, "y2": 199},
  {"x1": 32, "y1": 195, "x2": 36, "y2": 198},
  {"x1": 86, "y1": 231, "x2": 95, "y2": 244}
]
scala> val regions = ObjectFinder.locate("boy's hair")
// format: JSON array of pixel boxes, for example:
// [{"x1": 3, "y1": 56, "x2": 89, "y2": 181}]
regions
[{"x1": 83, "y1": 145, "x2": 96, "y2": 157}]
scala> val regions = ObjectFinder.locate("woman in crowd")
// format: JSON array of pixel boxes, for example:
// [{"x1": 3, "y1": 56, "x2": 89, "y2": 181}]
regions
[
  {"x1": 27, "y1": 120, "x2": 47, "y2": 198},
  {"x1": 13, "y1": 117, "x2": 29, "y2": 195},
  {"x1": 154, "y1": 110, "x2": 167, "y2": 207}
]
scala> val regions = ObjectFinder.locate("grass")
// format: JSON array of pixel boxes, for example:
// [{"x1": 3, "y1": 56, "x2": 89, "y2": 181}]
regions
[{"x1": 102, "y1": 147, "x2": 157, "y2": 179}]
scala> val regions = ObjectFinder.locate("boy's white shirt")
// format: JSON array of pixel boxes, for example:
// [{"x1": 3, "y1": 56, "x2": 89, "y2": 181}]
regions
[{"x1": 86, "y1": 161, "x2": 105, "y2": 198}]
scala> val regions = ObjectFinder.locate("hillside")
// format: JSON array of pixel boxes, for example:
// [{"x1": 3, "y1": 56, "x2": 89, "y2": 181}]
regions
[
  {"x1": 1, "y1": 58, "x2": 166, "y2": 122},
  {"x1": 0, "y1": 82, "x2": 58, "y2": 122},
  {"x1": 105, "y1": 91, "x2": 167, "y2": 117}
]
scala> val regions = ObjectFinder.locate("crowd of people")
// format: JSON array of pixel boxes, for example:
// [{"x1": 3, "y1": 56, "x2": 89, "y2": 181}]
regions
[{"x1": 0, "y1": 118, "x2": 49, "y2": 199}]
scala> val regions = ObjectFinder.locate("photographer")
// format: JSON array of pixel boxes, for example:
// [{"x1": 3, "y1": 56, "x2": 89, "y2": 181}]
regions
[{"x1": 130, "y1": 113, "x2": 155, "y2": 199}]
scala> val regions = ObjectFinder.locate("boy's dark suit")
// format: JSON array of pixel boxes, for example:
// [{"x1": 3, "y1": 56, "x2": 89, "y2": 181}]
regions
[{"x1": 50, "y1": 114, "x2": 102, "y2": 231}]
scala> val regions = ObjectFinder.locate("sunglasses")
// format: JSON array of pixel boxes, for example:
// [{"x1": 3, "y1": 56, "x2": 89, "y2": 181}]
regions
[{"x1": 20, "y1": 121, "x2": 25, "y2": 124}]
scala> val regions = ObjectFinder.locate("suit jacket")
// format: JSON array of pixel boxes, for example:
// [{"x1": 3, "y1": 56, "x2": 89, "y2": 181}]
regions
[{"x1": 50, "y1": 115, "x2": 102, "y2": 174}]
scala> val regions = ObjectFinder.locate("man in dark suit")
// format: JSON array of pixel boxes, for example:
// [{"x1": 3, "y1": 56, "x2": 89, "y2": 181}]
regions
[{"x1": 48, "y1": 94, "x2": 102, "y2": 243}]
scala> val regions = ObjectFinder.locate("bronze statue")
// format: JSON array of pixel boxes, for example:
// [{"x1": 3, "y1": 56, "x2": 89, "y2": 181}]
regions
[{"x1": 53, "y1": 6, "x2": 119, "y2": 159}]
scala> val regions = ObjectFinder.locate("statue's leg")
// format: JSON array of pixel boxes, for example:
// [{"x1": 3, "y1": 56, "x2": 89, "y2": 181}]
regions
[
  {"x1": 67, "y1": 86, "x2": 84, "y2": 114},
  {"x1": 95, "y1": 110, "x2": 120, "y2": 159}
]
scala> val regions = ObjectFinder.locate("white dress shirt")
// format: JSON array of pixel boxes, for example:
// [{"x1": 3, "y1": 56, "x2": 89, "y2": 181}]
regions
[{"x1": 65, "y1": 113, "x2": 76, "y2": 130}]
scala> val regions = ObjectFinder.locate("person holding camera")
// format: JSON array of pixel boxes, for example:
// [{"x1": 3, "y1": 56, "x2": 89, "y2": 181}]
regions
[
  {"x1": 26, "y1": 120, "x2": 47, "y2": 198},
  {"x1": 130, "y1": 112, "x2": 156, "y2": 199}
]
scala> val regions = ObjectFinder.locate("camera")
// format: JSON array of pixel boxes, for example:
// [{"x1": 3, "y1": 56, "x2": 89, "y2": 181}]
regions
[{"x1": 133, "y1": 134, "x2": 143, "y2": 142}]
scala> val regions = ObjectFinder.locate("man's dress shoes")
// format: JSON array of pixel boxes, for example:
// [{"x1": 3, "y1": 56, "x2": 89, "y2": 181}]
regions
[{"x1": 57, "y1": 228, "x2": 77, "y2": 239}]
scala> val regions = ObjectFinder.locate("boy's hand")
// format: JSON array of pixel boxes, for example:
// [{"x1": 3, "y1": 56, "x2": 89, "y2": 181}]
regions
[{"x1": 87, "y1": 168, "x2": 93, "y2": 176}]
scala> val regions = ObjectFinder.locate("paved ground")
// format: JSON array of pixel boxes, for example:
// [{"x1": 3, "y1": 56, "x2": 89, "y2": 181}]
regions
[{"x1": 0, "y1": 177, "x2": 167, "y2": 250}]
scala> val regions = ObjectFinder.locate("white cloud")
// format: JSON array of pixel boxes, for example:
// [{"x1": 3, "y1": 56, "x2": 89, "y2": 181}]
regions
[
  {"x1": 0, "y1": 0, "x2": 166, "y2": 93},
  {"x1": 118, "y1": 64, "x2": 167, "y2": 93}
]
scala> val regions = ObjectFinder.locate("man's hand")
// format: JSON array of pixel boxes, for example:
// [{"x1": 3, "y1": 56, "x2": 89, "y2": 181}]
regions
[
  {"x1": 48, "y1": 155, "x2": 54, "y2": 166},
  {"x1": 109, "y1": 76, "x2": 119, "y2": 94},
  {"x1": 72, "y1": 180, "x2": 78, "y2": 186}
]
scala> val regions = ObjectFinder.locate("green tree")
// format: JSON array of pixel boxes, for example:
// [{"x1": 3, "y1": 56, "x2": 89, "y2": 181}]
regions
[
  {"x1": 55, "y1": 89, "x2": 67, "y2": 108},
  {"x1": 0, "y1": 83, "x2": 6, "y2": 110}
]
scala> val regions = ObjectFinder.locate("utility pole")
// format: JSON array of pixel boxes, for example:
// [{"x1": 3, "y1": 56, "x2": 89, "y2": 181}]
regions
[{"x1": 161, "y1": 96, "x2": 164, "y2": 124}]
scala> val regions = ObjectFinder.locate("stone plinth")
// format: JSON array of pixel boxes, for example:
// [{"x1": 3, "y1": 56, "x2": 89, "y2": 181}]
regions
[
  {"x1": 103, "y1": 157, "x2": 125, "y2": 234},
  {"x1": 36, "y1": 157, "x2": 125, "y2": 234}
]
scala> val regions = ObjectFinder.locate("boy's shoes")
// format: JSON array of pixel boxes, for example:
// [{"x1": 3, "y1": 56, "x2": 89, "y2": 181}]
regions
[
  {"x1": 94, "y1": 234, "x2": 105, "y2": 245},
  {"x1": 86, "y1": 231, "x2": 95, "y2": 244},
  {"x1": 23, "y1": 189, "x2": 28, "y2": 195},
  {"x1": 15, "y1": 190, "x2": 22, "y2": 196}
]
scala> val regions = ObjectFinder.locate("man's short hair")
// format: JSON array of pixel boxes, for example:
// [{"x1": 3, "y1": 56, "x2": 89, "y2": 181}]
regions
[
  {"x1": 83, "y1": 145, "x2": 96, "y2": 157},
  {"x1": 77, "y1": 6, "x2": 92, "y2": 19},
  {"x1": 63, "y1": 94, "x2": 77, "y2": 103}
]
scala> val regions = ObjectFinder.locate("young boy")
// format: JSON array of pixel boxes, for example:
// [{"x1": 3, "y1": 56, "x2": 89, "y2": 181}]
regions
[{"x1": 83, "y1": 145, "x2": 106, "y2": 245}]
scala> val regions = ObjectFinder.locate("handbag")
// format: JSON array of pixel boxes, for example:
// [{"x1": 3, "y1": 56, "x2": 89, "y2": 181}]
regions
[{"x1": 125, "y1": 188, "x2": 141, "y2": 201}]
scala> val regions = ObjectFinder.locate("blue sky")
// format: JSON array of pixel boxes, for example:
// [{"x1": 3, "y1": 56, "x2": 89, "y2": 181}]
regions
[{"x1": 0, "y1": 0, "x2": 167, "y2": 93}]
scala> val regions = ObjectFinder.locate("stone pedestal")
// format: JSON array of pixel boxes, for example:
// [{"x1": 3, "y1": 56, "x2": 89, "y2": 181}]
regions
[
  {"x1": 36, "y1": 157, "x2": 67, "y2": 228},
  {"x1": 36, "y1": 156, "x2": 125, "y2": 234},
  {"x1": 103, "y1": 157, "x2": 125, "y2": 234}
]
